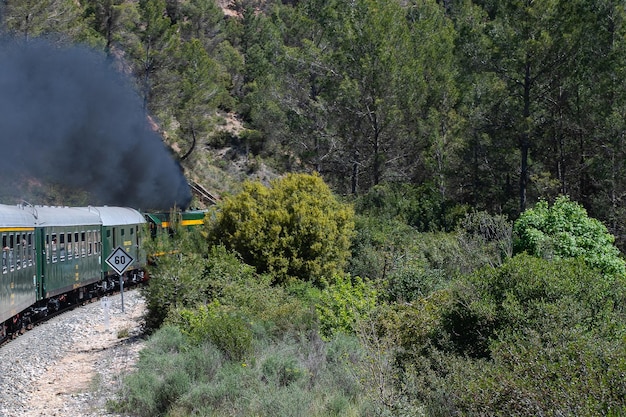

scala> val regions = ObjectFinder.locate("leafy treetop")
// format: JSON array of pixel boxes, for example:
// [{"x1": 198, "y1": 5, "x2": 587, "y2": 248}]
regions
[
  {"x1": 513, "y1": 195, "x2": 626, "y2": 276},
  {"x1": 208, "y1": 172, "x2": 355, "y2": 285}
]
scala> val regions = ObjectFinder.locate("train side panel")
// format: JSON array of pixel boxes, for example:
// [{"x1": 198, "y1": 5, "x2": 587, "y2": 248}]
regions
[
  {"x1": 144, "y1": 209, "x2": 207, "y2": 238},
  {"x1": 38, "y1": 225, "x2": 102, "y2": 297},
  {"x1": 30, "y1": 206, "x2": 103, "y2": 299},
  {"x1": 0, "y1": 205, "x2": 37, "y2": 325},
  {"x1": 80, "y1": 207, "x2": 146, "y2": 280}
]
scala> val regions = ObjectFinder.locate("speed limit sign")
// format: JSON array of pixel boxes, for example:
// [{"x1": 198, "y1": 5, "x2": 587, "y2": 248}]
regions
[{"x1": 105, "y1": 246, "x2": 134, "y2": 275}]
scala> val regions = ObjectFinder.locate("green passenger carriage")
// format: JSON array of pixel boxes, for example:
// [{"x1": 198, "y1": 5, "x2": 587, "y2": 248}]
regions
[
  {"x1": 0, "y1": 203, "x2": 201, "y2": 340},
  {"x1": 28, "y1": 206, "x2": 103, "y2": 300},
  {"x1": 0, "y1": 204, "x2": 37, "y2": 334},
  {"x1": 79, "y1": 206, "x2": 146, "y2": 283}
]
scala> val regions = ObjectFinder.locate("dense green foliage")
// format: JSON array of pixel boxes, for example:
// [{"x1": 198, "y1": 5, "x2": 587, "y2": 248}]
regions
[
  {"x1": 6, "y1": 0, "x2": 626, "y2": 246},
  {"x1": 388, "y1": 255, "x2": 626, "y2": 416},
  {"x1": 514, "y1": 195, "x2": 626, "y2": 275},
  {"x1": 122, "y1": 227, "x2": 374, "y2": 416},
  {"x1": 126, "y1": 174, "x2": 626, "y2": 416},
  {"x1": 316, "y1": 274, "x2": 377, "y2": 339},
  {"x1": 207, "y1": 173, "x2": 354, "y2": 285},
  {"x1": 17, "y1": 1, "x2": 626, "y2": 415},
  {"x1": 116, "y1": 325, "x2": 369, "y2": 417}
]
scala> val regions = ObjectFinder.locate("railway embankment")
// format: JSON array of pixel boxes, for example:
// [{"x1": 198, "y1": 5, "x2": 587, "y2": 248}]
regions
[{"x1": 0, "y1": 288, "x2": 145, "y2": 417}]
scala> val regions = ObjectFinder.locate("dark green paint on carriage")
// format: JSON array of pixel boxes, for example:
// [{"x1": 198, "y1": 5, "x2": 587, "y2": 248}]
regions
[
  {"x1": 38, "y1": 225, "x2": 102, "y2": 299},
  {"x1": 100, "y1": 222, "x2": 144, "y2": 279},
  {"x1": 0, "y1": 227, "x2": 37, "y2": 322}
]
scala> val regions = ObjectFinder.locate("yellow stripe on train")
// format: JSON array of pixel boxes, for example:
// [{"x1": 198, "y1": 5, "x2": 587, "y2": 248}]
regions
[
  {"x1": 160, "y1": 219, "x2": 204, "y2": 227},
  {"x1": 0, "y1": 227, "x2": 35, "y2": 232}
]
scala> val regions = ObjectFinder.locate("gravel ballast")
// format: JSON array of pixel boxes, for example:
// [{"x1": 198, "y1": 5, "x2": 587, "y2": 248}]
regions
[{"x1": 0, "y1": 289, "x2": 146, "y2": 417}]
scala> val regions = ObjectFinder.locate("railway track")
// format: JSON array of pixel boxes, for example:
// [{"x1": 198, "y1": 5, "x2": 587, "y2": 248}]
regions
[
  {"x1": 0, "y1": 288, "x2": 146, "y2": 417},
  {"x1": 0, "y1": 283, "x2": 142, "y2": 349},
  {"x1": 189, "y1": 180, "x2": 220, "y2": 205}
]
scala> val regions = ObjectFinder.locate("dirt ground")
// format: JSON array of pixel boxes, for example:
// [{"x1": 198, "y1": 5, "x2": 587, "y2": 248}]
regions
[{"x1": 23, "y1": 292, "x2": 146, "y2": 417}]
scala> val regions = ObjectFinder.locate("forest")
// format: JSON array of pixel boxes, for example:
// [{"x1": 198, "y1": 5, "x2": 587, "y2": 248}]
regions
[
  {"x1": 3, "y1": 0, "x2": 626, "y2": 415},
  {"x1": 3, "y1": 0, "x2": 626, "y2": 241}
]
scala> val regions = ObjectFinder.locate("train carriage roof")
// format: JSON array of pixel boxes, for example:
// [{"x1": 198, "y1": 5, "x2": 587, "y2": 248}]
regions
[
  {"x1": 0, "y1": 204, "x2": 36, "y2": 228},
  {"x1": 78, "y1": 206, "x2": 146, "y2": 226},
  {"x1": 28, "y1": 206, "x2": 102, "y2": 227}
]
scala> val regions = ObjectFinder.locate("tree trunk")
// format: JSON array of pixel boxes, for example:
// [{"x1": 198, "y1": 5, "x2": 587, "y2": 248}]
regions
[{"x1": 520, "y1": 60, "x2": 531, "y2": 213}]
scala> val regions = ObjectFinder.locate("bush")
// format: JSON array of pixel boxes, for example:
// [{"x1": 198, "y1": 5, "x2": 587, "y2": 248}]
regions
[
  {"x1": 351, "y1": 210, "x2": 512, "y2": 300},
  {"x1": 389, "y1": 254, "x2": 626, "y2": 416},
  {"x1": 456, "y1": 210, "x2": 513, "y2": 270},
  {"x1": 166, "y1": 304, "x2": 253, "y2": 361},
  {"x1": 141, "y1": 220, "x2": 211, "y2": 330},
  {"x1": 207, "y1": 173, "x2": 355, "y2": 285},
  {"x1": 261, "y1": 352, "x2": 307, "y2": 387},
  {"x1": 202, "y1": 246, "x2": 317, "y2": 338},
  {"x1": 116, "y1": 326, "x2": 371, "y2": 417},
  {"x1": 513, "y1": 195, "x2": 626, "y2": 275},
  {"x1": 353, "y1": 182, "x2": 469, "y2": 232},
  {"x1": 316, "y1": 274, "x2": 378, "y2": 340},
  {"x1": 117, "y1": 326, "x2": 213, "y2": 417},
  {"x1": 348, "y1": 215, "x2": 419, "y2": 282},
  {"x1": 437, "y1": 254, "x2": 626, "y2": 358}
]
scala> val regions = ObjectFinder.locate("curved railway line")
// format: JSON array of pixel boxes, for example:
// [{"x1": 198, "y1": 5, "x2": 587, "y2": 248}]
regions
[
  {"x1": 0, "y1": 282, "x2": 141, "y2": 349},
  {"x1": 0, "y1": 287, "x2": 146, "y2": 417},
  {"x1": 0, "y1": 203, "x2": 205, "y2": 344}
]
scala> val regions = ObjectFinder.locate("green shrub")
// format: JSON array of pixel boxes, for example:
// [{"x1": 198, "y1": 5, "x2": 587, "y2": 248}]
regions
[
  {"x1": 141, "y1": 251, "x2": 209, "y2": 330},
  {"x1": 513, "y1": 195, "x2": 626, "y2": 275},
  {"x1": 201, "y1": 246, "x2": 317, "y2": 338},
  {"x1": 456, "y1": 210, "x2": 513, "y2": 270},
  {"x1": 141, "y1": 219, "x2": 212, "y2": 330},
  {"x1": 316, "y1": 274, "x2": 378, "y2": 340},
  {"x1": 261, "y1": 353, "x2": 307, "y2": 387},
  {"x1": 141, "y1": 325, "x2": 188, "y2": 355},
  {"x1": 117, "y1": 326, "x2": 197, "y2": 417},
  {"x1": 166, "y1": 304, "x2": 253, "y2": 361},
  {"x1": 386, "y1": 267, "x2": 448, "y2": 303},
  {"x1": 437, "y1": 254, "x2": 626, "y2": 358},
  {"x1": 207, "y1": 173, "x2": 355, "y2": 285},
  {"x1": 353, "y1": 182, "x2": 469, "y2": 232},
  {"x1": 390, "y1": 254, "x2": 626, "y2": 416},
  {"x1": 348, "y1": 215, "x2": 419, "y2": 281},
  {"x1": 411, "y1": 325, "x2": 626, "y2": 417},
  {"x1": 351, "y1": 211, "x2": 511, "y2": 299}
]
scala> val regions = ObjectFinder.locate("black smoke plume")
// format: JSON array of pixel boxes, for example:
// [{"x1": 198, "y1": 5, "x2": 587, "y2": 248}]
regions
[{"x1": 0, "y1": 39, "x2": 191, "y2": 210}]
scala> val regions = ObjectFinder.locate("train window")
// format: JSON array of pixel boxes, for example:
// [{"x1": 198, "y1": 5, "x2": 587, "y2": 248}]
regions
[
  {"x1": 96, "y1": 230, "x2": 101, "y2": 254},
  {"x1": 8, "y1": 234, "x2": 14, "y2": 271},
  {"x1": 21, "y1": 235, "x2": 24, "y2": 267},
  {"x1": 87, "y1": 230, "x2": 92, "y2": 256},
  {"x1": 20, "y1": 235, "x2": 25, "y2": 268},
  {"x1": 21, "y1": 234, "x2": 26, "y2": 268},
  {"x1": 59, "y1": 234, "x2": 66, "y2": 261},
  {"x1": 19, "y1": 234, "x2": 27, "y2": 269},
  {"x1": 121, "y1": 228, "x2": 125, "y2": 236},
  {"x1": 15, "y1": 235, "x2": 20, "y2": 270},
  {"x1": 80, "y1": 232, "x2": 86, "y2": 257},
  {"x1": 2, "y1": 234, "x2": 7, "y2": 274},
  {"x1": 51, "y1": 233, "x2": 58, "y2": 263},
  {"x1": 67, "y1": 233, "x2": 73, "y2": 260},
  {"x1": 27, "y1": 233, "x2": 33, "y2": 266}
]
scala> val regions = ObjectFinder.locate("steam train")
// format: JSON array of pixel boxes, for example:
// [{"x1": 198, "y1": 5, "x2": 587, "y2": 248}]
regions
[{"x1": 0, "y1": 203, "x2": 205, "y2": 339}]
